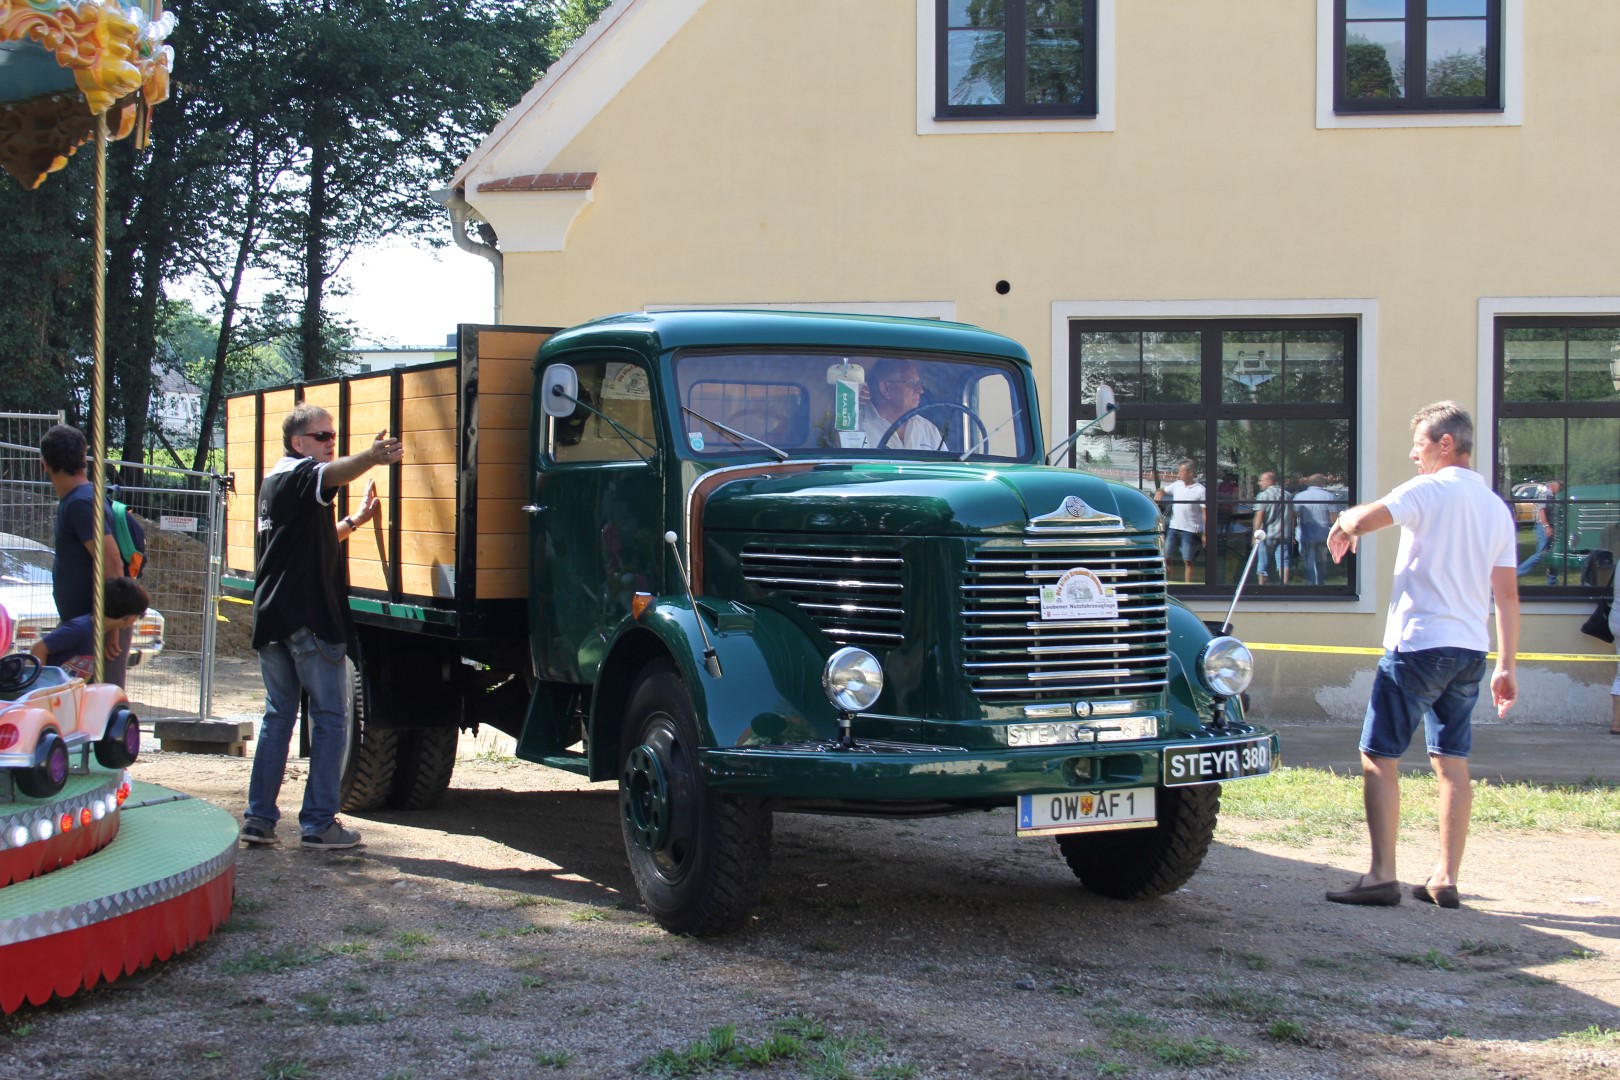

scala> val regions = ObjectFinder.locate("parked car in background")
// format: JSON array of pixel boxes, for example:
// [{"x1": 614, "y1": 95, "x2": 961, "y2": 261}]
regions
[
  {"x1": 1510, "y1": 480, "x2": 1548, "y2": 528},
  {"x1": 0, "y1": 533, "x2": 164, "y2": 664}
]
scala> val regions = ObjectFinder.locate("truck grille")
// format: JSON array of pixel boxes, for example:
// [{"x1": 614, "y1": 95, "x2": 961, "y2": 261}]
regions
[
  {"x1": 962, "y1": 532, "x2": 1169, "y2": 700},
  {"x1": 740, "y1": 545, "x2": 904, "y2": 646}
]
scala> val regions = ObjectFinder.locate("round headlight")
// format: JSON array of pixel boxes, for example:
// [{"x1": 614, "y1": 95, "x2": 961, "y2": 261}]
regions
[
  {"x1": 822, "y1": 647, "x2": 884, "y2": 713},
  {"x1": 1197, "y1": 636, "x2": 1254, "y2": 699}
]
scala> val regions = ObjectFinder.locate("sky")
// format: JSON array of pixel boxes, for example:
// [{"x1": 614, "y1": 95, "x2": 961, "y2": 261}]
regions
[{"x1": 331, "y1": 239, "x2": 495, "y2": 348}]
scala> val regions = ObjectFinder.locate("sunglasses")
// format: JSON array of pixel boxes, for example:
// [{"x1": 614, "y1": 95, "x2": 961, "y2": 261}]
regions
[
  {"x1": 885, "y1": 379, "x2": 924, "y2": 392},
  {"x1": 300, "y1": 430, "x2": 337, "y2": 443}
]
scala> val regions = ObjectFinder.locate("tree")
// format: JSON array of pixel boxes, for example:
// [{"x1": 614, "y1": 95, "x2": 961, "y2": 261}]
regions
[{"x1": 273, "y1": 0, "x2": 554, "y2": 379}]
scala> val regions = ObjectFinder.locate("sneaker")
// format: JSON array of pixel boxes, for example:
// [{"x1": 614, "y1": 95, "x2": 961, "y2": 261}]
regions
[
  {"x1": 300, "y1": 821, "x2": 363, "y2": 850},
  {"x1": 240, "y1": 820, "x2": 279, "y2": 846}
]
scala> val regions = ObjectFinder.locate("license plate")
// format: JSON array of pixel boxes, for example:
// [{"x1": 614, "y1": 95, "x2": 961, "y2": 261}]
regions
[
  {"x1": 1016, "y1": 787, "x2": 1156, "y2": 836},
  {"x1": 1162, "y1": 737, "x2": 1272, "y2": 786}
]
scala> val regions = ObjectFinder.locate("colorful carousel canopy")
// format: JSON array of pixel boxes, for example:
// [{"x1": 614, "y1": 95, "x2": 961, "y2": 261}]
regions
[{"x1": 0, "y1": 0, "x2": 174, "y2": 188}]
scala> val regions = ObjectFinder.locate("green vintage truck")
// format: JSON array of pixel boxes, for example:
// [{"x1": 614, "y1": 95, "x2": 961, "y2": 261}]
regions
[{"x1": 225, "y1": 310, "x2": 1276, "y2": 935}]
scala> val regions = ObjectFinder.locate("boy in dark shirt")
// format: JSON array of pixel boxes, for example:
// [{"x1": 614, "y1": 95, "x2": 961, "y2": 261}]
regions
[{"x1": 31, "y1": 577, "x2": 150, "y2": 682}]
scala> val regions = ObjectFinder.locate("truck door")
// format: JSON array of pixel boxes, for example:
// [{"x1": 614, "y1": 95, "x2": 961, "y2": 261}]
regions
[{"x1": 531, "y1": 350, "x2": 664, "y2": 684}]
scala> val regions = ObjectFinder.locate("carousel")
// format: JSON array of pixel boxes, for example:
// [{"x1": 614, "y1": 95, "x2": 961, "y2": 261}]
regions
[{"x1": 0, "y1": 0, "x2": 237, "y2": 1013}]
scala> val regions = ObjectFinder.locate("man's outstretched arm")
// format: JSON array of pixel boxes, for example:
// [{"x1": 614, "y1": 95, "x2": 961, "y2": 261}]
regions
[{"x1": 1327, "y1": 501, "x2": 1394, "y2": 562}]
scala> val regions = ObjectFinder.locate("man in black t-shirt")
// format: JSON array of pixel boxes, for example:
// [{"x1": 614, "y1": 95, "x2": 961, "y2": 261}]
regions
[
  {"x1": 241, "y1": 404, "x2": 402, "y2": 851},
  {"x1": 40, "y1": 424, "x2": 134, "y2": 687}
]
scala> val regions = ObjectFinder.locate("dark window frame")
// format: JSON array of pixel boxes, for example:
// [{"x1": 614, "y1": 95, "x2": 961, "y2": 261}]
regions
[
  {"x1": 1492, "y1": 315, "x2": 1620, "y2": 597},
  {"x1": 1069, "y1": 317, "x2": 1360, "y2": 601},
  {"x1": 934, "y1": 0, "x2": 1099, "y2": 120},
  {"x1": 1333, "y1": 0, "x2": 1502, "y2": 114}
]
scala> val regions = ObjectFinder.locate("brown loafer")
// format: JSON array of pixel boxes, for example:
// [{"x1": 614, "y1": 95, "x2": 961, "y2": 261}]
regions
[
  {"x1": 1412, "y1": 882, "x2": 1461, "y2": 909},
  {"x1": 1326, "y1": 878, "x2": 1401, "y2": 906}
]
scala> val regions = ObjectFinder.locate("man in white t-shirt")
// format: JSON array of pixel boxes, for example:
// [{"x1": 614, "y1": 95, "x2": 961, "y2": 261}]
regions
[
  {"x1": 1323, "y1": 401, "x2": 1518, "y2": 910},
  {"x1": 1154, "y1": 460, "x2": 1205, "y2": 583},
  {"x1": 859, "y1": 359, "x2": 944, "y2": 451}
]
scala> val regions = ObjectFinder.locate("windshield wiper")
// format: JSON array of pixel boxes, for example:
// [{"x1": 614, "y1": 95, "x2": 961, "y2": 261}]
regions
[
  {"x1": 680, "y1": 406, "x2": 789, "y2": 462},
  {"x1": 959, "y1": 410, "x2": 1022, "y2": 462}
]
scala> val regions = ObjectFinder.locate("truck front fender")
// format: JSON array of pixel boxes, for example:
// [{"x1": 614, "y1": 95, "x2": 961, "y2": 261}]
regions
[
  {"x1": 587, "y1": 597, "x2": 841, "y2": 781},
  {"x1": 1164, "y1": 599, "x2": 1244, "y2": 731}
]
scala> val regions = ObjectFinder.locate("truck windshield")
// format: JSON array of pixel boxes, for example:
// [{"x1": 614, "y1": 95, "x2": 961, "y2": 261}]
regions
[{"x1": 673, "y1": 350, "x2": 1033, "y2": 461}]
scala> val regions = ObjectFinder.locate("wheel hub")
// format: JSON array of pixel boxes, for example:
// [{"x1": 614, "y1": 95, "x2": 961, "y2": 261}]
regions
[{"x1": 621, "y1": 743, "x2": 671, "y2": 854}]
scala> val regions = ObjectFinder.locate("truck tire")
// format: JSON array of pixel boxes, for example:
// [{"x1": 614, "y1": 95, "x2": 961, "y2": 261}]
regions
[
  {"x1": 388, "y1": 726, "x2": 457, "y2": 810},
  {"x1": 1056, "y1": 784, "x2": 1221, "y2": 900},
  {"x1": 619, "y1": 660, "x2": 771, "y2": 936},
  {"x1": 340, "y1": 664, "x2": 398, "y2": 813}
]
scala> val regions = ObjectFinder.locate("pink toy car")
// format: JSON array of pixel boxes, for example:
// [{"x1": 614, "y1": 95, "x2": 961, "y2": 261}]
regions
[{"x1": 0, "y1": 605, "x2": 139, "y2": 799}]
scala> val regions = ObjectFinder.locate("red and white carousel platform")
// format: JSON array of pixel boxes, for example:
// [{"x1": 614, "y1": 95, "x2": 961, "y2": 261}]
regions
[{"x1": 0, "y1": 763, "x2": 237, "y2": 1013}]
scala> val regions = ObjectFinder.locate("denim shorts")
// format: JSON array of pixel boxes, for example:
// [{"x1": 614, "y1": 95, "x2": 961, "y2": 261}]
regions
[
  {"x1": 1166, "y1": 528, "x2": 1201, "y2": 562},
  {"x1": 1360, "y1": 647, "x2": 1487, "y2": 760}
]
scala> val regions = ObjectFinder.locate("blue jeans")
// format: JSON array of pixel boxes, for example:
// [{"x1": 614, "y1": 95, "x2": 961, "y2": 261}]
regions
[
  {"x1": 1301, "y1": 540, "x2": 1330, "y2": 585},
  {"x1": 246, "y1": 626, "x2": 350, "y2": 835},
  {"x1": 1360, "y1": 647, "x2": 1487, "y2": 760},
  {"x1": 1257, "y1": 538, "x2": 1288, "y2": 581},
  {"x1": 1517, "y1": 522, "x2": 1554, "y2": 584}
]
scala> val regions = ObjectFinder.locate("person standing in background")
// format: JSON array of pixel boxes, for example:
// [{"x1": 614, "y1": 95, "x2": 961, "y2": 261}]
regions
[
  {"x1": 1294, "y1": 474, "x2": 1338, "y2": 586},
  {"x1": 1516, "y1": 480, "x2": 1562, "y2": 586},
  {"x1": 1253, "y1": 470, "x2": 1291, "y2": 585},
  {"x1": 39, "y1": 424, "x2": 133, "y2": 687},
  {"x1": 1154, "y1": 460, "x2": 1205, "y2": 584}
]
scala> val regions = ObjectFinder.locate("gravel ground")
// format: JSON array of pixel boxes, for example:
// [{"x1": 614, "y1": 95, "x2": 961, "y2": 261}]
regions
[{"x1": 3, "y1": 670, "x2": 1618, "y2": 1079}]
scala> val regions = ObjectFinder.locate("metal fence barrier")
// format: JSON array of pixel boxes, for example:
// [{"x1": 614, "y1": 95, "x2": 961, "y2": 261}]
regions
[{"x1": 0, "y1": 415, "x2": 227, "y2": 721}]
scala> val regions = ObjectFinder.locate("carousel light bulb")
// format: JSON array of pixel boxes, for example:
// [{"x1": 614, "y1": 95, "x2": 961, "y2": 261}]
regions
[
  {"x1": 34, "y1": 819, "x2": 52, "y2": 842},
  {"x1": 59, "y1": 813, "x2": 73, "y2": 833},
  {"x1": 79, "y1": 808, "x2": 92, "y2": 827},
  {"x1": 92, "y1": 800, "x2": 105, "y2": 820},
  {"x1": 6, "y1": 825, "x2": 27, "y2": 848}
]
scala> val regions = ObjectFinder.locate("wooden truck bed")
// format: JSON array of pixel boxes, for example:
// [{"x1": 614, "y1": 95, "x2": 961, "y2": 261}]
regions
[{"x1": 223, "y1": 325, "x2": 553, "y2": 638}]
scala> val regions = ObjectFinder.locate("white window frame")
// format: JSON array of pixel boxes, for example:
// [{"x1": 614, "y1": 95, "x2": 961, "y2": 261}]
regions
[
  {"x1": 1317, "y1": 0, "x2": 1523, "y2": 130},
  {"x1": 917, "y1": 0, "x2": 1115, "y2": 135}
]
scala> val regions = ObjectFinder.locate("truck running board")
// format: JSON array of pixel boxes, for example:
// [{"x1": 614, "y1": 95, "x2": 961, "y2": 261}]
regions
[{"x1": 537, "y1": 751, "x2": 590, "y2": 776}]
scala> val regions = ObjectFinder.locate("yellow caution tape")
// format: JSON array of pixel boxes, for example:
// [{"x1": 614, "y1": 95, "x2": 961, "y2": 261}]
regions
[
  {"x1": 220, "y1": 595, "x2": 253, "y2": 605},
  {"x1": 1248, "y1": 642, "x2": 1617, "y2": 663}
]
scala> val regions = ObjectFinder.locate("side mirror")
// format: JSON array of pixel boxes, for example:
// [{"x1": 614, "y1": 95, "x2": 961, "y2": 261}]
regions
[
  {"x1": 540, "y1": 364, "x2": 579, "y2": 418},
  {"x1": 1094, "y1": 384, "x2": 1117, "y2": 434}
]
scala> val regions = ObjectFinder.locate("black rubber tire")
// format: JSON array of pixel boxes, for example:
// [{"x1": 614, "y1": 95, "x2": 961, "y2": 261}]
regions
[
  {"x1": 94, "y1": 707, "x2": 140, "y2": 769},
  {"x1": 16, "y1": 730, "x2": 68, "y2": 798},
  {"x1": 387, "y1": 725, "x2": 457, "y2": 810},
  {"x1": 340, "y1": 663, "x2": 399, "y2": 813},
  {"x1": 1056, "y1": 784, "x2": 1222, "y2": 900},
  {"x1": 619, "y1": 659, "x2": 771, "y2": 937}
]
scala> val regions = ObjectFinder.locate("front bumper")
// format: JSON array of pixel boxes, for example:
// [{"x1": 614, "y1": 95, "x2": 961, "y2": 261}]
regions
[{"x1": 700, "y1": 723, "x2": 1279, "y2": 800}]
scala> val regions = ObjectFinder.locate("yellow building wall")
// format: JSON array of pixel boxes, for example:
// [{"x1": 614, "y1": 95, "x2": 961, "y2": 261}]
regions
[{"x1": 479, "y1": 0, "x2": 1620, "y2": 720}]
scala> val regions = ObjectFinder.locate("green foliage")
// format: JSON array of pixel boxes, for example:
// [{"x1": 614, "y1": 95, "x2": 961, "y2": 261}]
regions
[
  {"x1": 635, "y1": 1017, "x2": 910, "y2": 1079},
  {"x1": 1392, "y1": 948, "x2": 1454, "y2": 971},
  {"x1": 548, "y1": 0, "x2": 615, "y2": 58},
  {"x1": 218, "y1": 945, "x2": 319, "y2": 974},
  {"x1": 260, "y1": 1056, "x2": 311, "y2": 1080},
  {"x1": 1268, "y1": 1018, "x2": 1310, "y2": 1044}
]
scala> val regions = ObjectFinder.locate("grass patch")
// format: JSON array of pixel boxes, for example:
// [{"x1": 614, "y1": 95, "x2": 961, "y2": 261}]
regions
[
  {"x1": 636, "y1": 1017, "x2": 911, "y2": 1079},
  {"x1": 219, "y1": 945, "x2": 318, "y2": 975},
  {"x1": 1150, "y1": 1035, "x2": 1248, "y2": 1067},
  {"x1": 1511, "y1": 972, "x2": 1557, "y2": 987},
  {"x1": 1195, "y1": 984, "x2": 1285, "y2": 1021},
  {"x1": 234, "y1": 897, "x2": 270, "y2": 914},
  {"x1": 1221, "y1": 767, "x2": 1620, "y2": 837},
  {"x1": 261, "y1": 1056, "x2": 310, "y2": 1080},
  {"x1": 396, "y1": 931, "x2": 432, "y2": 947},
  {"x1": 295, "y1": 992, "x2": 389, "y2": 1026},
  {"x1": 1560, "y1": 948, "x2": 1601, "y2": 962},
  {"x1": 456, "y1": 989, "x2": 498, "y2": 1013},
  {"x1": 533, "y1": 1050, "x2": 576, "y2": 1068},
  {"x1": 1392, "y1": 948, "x2": 1454, "y2": 971},
  {"x1": 342, "y1": 919, "x2": 389, "y2": 937},
  {"x1": 570, "y1": 908, "x2": 610, "y2": 923},
  {"x1": 1560, "y1": 1025, "x2": 1620, "y2": 1045},
  {"x1": 1211, "y1": 946, "x2": 1271, "y2": 972},
  {"x1": 1268, "y1": 1018, "x2": 1311, "y2": 1044},
  {"x1": 481, "y1": 924, "x2": 554, "y2": 940},
  {"x1": 323, "y1": 942, "x2": 370, "y2": 956}
]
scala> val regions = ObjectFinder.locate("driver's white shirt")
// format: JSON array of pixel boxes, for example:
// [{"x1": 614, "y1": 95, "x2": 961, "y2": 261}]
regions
[{"x1": 859, "y1": 411, "x2": 943, "y2": 451}]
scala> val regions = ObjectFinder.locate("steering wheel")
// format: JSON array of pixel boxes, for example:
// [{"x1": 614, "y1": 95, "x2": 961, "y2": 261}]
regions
[
  {"x1": 878, "y1": 403, "x2": 989, "y2": 453},
  {"x1": 0, "y1": 653, "x2": 42, "y2": 693}
]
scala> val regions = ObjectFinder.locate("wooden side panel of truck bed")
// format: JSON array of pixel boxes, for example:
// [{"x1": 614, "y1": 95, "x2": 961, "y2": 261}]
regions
[{"x1": 223, "y1": 325, "x2": 553, "y2": 619}]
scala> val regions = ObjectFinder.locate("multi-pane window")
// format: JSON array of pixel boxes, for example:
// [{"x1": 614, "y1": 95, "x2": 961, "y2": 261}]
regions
[
  {"x1": 1335, "y1": 0, "x2": 1501, "y2": 113},
  {"x1": 1070, "y1": 320, "x2": 1359, "y2": 598},
  {"x1": 1494, "y1": 319, "x2": 1620, "y2": 593},
  {"x1": 936, "y1": 0, "x2": 1098, "y2": 118}
]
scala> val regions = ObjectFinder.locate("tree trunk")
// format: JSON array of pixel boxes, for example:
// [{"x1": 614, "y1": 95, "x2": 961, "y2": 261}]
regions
[{"x1": 300, "y1": 128, "x2": 330, "y2": 382}]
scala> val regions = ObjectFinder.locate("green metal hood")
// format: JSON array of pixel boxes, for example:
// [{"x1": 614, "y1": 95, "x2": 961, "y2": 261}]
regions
[{"x1": 701, "y1": 462, "x2": 1160, "y2": 536}]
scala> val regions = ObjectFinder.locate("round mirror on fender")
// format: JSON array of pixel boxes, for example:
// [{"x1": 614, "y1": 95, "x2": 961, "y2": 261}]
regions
[{"x1": 1094, "y1": 384, "x2": 1117, "y2": 434}]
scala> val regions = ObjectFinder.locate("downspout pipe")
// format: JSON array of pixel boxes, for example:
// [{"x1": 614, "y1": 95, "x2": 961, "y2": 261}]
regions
[{"x1": 432, "y1": 187, "x2": 503, "y2": 323}]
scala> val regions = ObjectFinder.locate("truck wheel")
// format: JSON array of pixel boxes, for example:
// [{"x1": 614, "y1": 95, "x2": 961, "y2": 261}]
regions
[
  {"x1": 340, "y1": 664, "x2": 398, "y2": 812},
  {"x1": 94, "y1": 706, "x2": 140, "y2": 769},
  {"x1": 16, "y1": 730, "x2": 69, "y2": 798},
  {"x1": 388, "y1": 726, "x2": 457, "y2": 810},
  {"x1": 1056, "y1": 784, "x2": 1221, "y2": 900},
  {"x1": 619, "y1": 660, "x2": 771, "y2": 936}
]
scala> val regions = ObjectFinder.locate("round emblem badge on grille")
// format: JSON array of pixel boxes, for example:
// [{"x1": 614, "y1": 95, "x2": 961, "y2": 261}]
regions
[{"x1": 1064, "y1": 496, "x2": 1088, "y2": 517}]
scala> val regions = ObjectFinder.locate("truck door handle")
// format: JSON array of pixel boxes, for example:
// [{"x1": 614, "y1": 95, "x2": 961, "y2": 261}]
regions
[{"x1": 521, "y1": 504, "x2": 548, "y2": 516}]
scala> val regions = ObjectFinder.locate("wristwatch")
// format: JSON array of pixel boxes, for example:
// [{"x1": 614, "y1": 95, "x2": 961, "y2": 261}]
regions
[{"x1": 341, "y1": 515, "x2": 356, "y2": 530}]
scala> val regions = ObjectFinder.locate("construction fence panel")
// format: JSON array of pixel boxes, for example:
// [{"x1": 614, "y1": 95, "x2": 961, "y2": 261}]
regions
[{"x1": 0, "y1": 417, "x2": 228, "y2": 721}]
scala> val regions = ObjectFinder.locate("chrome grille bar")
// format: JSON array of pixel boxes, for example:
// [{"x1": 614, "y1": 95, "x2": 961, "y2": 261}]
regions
[{"x1": 742, "y1": 543, "x2": 904, "y2": 648}]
